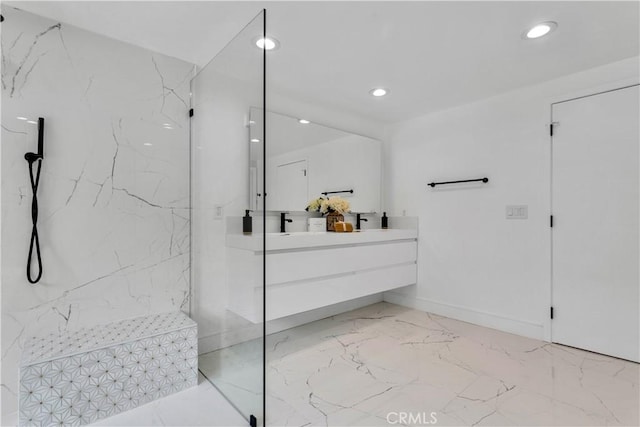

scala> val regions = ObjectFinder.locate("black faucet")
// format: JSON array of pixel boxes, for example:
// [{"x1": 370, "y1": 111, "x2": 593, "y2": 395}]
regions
[
  {"x1": 356, "y1": 213, "x2": 368, "y2": 230},
  {"x1": 280, "y1": 212, "x2": 292, "y2": 233}
]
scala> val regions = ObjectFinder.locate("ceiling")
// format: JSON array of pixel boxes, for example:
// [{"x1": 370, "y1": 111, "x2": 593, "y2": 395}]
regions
[{"x1": 7, "y1": 1, "x2": 640, "y2": 124}]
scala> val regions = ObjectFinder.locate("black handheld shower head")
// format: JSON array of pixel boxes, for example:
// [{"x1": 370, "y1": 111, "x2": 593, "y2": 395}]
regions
[{"x1": 24, "y1": 117, "x2": 45, "y2": 284}]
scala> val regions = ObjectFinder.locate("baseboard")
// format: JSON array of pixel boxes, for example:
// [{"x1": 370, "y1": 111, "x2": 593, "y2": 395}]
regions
[
  {"x1": 383, "y1": 291, "x2": 545, "y2": 340},
  {"x1": 198, "y1": 293, "x2": 384, "y2": 354}
]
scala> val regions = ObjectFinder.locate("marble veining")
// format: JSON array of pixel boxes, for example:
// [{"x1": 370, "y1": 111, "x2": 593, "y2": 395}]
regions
[
  {"x1": 2, "y1": 7, "x2": 193, "y2": 416},
  {"x1": 199, "y1": 302, "x2": 639, "y2": 426},
  {"x1": 88, "y1": 373, "x2": 246, "y2": 427}
]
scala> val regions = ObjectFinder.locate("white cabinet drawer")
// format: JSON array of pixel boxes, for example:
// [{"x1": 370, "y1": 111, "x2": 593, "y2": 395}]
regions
[
  {"x1": 266, "y1": 240, "x2": 416, "y2": 285},
  {"x1": 266, "y1": 263, "x2": 417, "y2": 320}
]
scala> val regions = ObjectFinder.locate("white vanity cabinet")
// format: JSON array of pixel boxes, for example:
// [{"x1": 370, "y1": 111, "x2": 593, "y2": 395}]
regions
[{"x1": 226, "y1": 230, "x2": 417, "y2": 323}]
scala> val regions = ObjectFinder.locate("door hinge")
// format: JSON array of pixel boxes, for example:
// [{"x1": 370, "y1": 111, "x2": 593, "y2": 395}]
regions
[
  {"x1": 550, "y1": 215, "x2": 554, "y2": 228},
  {"x1": 249, "y1": 415, "x2": 257, "y2": 427},
  {"x1": 550, "y1": 306, "x2": 554, "y2": 319},
  {"x1": 550, "y1": 121, "x2": 559, "y2": 137},
  {"x1": 189, "y1": 108, "x2": 194, "y2": 117}
]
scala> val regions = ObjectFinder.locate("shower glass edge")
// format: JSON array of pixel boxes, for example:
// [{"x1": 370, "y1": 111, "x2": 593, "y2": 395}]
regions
[{"x1": 189, "y1": 10, "x2": 266, "y2": 426}]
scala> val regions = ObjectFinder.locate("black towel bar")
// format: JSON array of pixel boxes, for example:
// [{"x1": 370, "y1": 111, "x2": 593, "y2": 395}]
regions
[
  {"x1": 428, "y1": 177, "x2": 488, "y2": 188},
  {"x1": 321, "y1": 189, "x2": 353, "y2": 196}
]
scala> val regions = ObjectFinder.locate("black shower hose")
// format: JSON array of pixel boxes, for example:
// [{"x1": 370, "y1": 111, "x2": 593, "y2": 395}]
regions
[{"x1": 26, "y1": 157, "x2": 43, "y2": 284}]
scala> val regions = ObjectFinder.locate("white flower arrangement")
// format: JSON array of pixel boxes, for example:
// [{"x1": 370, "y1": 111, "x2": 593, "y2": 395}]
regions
[{"x1": 306, "y1": 196, "x2": 351, "y2": 215}]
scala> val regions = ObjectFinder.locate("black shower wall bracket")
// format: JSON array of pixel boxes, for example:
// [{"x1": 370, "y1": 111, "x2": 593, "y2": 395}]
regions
[{"x1": 25, "y1": 117, "x2": 45, "y2": 284}]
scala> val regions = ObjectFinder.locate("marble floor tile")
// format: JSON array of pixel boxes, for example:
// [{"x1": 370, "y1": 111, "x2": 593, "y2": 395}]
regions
[
  {"x1": 3, "y1": 373, "x2": 246, "y2": 427},
  {"x1": 199, "y1": 302, "x2": 639, "y2": 427},
  {"x1": 89, "y1": 373, "x2": 247, "y2": 426},
  {"x1": 198, "y1": 340, "x2": 263, "y2": 423}
]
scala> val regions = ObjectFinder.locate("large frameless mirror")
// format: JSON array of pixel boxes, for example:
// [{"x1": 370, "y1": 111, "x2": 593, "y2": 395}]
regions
[{"x1": 249, "y1": 108, "x2": 382, "y2": 214}]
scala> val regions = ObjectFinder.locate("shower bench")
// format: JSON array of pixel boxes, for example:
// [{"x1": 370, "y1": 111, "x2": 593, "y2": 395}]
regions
[{"x1": 19, "y1": 311, "x2": 198, "y2": 426}]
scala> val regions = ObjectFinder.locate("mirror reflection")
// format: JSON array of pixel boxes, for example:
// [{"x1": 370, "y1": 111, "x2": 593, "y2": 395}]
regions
[{"x1": 249, "y1": 107, "x2": 382, "y2": 213}]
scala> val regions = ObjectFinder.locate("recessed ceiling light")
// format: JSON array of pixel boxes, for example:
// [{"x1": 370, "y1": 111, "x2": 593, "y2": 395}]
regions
[
  {"x1": 524, "y1": 21, "x2": 557, "y2": 39},
  {"x1": 298, "y1": 119, "x2": 310, "y2": 124},
  {"x1": 16, "y1": 116, "x2": 28, "y2": 121},
  {"x1": 255, "y1": 36, "x2": 280, "y2": 50},
  {"x1": 369, "y1": 88, "x2": 389, "y2": 97},
  {"x1": 251, "y1": 138, "x2": 260, "y2": 143},
  {"x1": 144, "y1": 143, "x2": 153, "y2": 147},
  {"x1": 27, "y1": 120, "x2": 37, "y2": 124}
]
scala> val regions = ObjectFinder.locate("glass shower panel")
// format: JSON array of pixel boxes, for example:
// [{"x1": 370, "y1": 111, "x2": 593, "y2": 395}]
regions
[{"x1": 190, "y1": 11, "x2": 265, "y2": 425}]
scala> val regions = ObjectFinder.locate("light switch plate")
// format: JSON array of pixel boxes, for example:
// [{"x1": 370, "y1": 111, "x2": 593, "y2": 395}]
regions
[
  {"x1": 213, "y1": 205, "x2": 224, "y2": 220},
  {"x1": 506, "y1": 205, "x2": 528, "y2": 219}
]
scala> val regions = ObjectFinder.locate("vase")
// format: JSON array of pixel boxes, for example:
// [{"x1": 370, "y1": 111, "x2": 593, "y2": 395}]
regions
[{"x1": 326, "y1": 212, "x2": 344, "y2": 232}]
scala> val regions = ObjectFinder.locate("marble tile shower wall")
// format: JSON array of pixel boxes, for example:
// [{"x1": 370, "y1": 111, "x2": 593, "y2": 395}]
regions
[{"x1": 1, "y1": 8, "x2": 194, "y2": 416}]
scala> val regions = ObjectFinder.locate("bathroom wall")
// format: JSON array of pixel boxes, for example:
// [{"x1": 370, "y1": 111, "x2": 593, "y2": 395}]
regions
[
  {"x1": 1, "y1": 7, "x2": 193, "y2": 417},
  {"x1": 190, "y1": 67, "x2": 258, "y2": 342},
  {"x1": 384, "y1": 56, "x2": 639, "y2": 341}
]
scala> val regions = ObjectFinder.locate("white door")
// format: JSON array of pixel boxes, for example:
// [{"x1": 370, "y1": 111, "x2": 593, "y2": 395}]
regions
[
  {"x1": 275, "y1": 159, "x2": 308, "y2": 211},
  {"x1": 552, "y1": 85, "x2": 639, "y2": 362}
]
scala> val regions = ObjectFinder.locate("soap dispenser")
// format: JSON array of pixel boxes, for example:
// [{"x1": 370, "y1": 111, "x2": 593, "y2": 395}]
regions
[
  {"x1": 381, "y1": 212, "x2": 388, "y2": 229},
  {"x1": 243, "y1": 210, "x2": 252, "y2": 234}
]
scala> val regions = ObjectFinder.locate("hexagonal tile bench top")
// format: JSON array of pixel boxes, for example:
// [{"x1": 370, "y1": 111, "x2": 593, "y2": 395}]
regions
[{"x1": 19, "y1": 311, "x2": 198, "y2": 426}]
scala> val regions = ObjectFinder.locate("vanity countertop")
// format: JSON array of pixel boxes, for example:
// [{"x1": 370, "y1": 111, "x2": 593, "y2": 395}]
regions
[{"x1": 226, "y1": 228, "x2": 417, "y2": 252}]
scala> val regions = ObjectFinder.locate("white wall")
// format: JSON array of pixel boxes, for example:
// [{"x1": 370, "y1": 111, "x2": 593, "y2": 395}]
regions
[
  {"x1": 384, "y1": 56, "x2": 639, "y2": 341},
  {"x1": 1, "y1": 7, "x2": 193, "y2": 417},
  {"x1": 190, "y1": 66, "x2": 259, "y2": 339}
]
